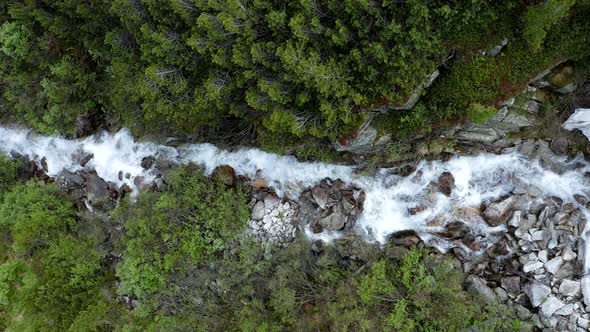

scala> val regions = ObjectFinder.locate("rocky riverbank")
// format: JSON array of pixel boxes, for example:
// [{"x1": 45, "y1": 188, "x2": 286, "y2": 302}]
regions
[
  {"x1": 4, "y1": 66, "x2": 590, "y2": 330},
  {"x1": 9, "y1": 130, "x2": 590, "y2": 331}
]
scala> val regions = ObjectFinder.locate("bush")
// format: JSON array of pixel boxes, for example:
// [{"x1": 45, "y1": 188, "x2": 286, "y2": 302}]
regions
[
  {"x1": 0, "y1": 182, "x2": 77, "y2": 256},
  {"x1": 115, "y1": 166, "x2": 250, "y2": 300},
  {"x1": 524, "y1": 0, "x2": 577, "y2": 51}
]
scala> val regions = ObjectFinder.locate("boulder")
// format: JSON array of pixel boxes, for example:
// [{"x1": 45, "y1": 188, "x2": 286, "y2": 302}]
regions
[
  {"x1": 550, "y1": 137, "x2": 569, "y2": 156},
  {"x1": 56, "y1": 170, "x2": 85, "y2": 191},
  {"x1": 263, "y1": 194, "x2": 281, "y2": 210},
  {"x1": 439, "y1": 221, "x2": 467, "y2": 240},
  {"x1": 540, "y1": 296, "x2": 565, "y2": 318},
  {"x1": 251, "y1": 201, "x2": 265, "y2": 221},
  {"x1": 465, "y1": 275, "x2": 498, "y2": 304},
  {"x1": 483, "y1": 196, "x2": 515, "y2": 226},
  {"x1": 141, "y1": 156, "x2": 156, "y2": 170},
  {"x1": 524, "y1": 282, "x2": 551, "y2": 307},
  {"x1": 524, "y1": 100, "x2": 541, "y2": 114},
  {"x1": 315, "y1": 210, "x2": 346, "y2": 231},
  {"x1": 457, "y1": 125, "x2": 500, "y2": 144},
  {"x1": 85, "y1": 174, "x2": 110, "y2": 207},
  {"x1": 501, "y1": 276, "x2": 521, "y2": 296},
  {"x1": 559, "y1": 279, "x2": 581, "y2": 297},
  {"x1": 438, "y1": 171, "x2": 455, "y2": 196},
  {"x1": 252, "y1": 178, "x2": 268, "y2": 189},
  {"x1": 545, "y1": 256, "x2": 564, "y2": 275},
  {"x1": 311, "y1": 186, "x2": 330, "y2": 210},
  {"x1": 212, "y1": 165, "x2": 236, "y2": 186},
  {"x1": 487, "y1": 38, "x2": 508, "y2": 56},
  {"x1": 388, "y1": 230, "x2": 421, "y2": 247}
]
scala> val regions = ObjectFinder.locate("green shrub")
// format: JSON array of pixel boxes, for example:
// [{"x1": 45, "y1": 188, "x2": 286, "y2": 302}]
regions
[
  {"x1": 467, "y1": 103, "x2": 498, "y2": 124},
  {"x1": 115, "y1": 166, "x2": 250, "y2": 299},
  {"x1": 0, "y1": 182, "x2": 77, "y2": 256},
  {"x1": 524, "y1": 0, "x2": 577, "y2": 51}
]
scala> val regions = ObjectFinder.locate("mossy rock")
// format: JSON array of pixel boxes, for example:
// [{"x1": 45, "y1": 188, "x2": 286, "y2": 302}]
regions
[{"x1": 547, "y1": 65, "x2": 575, "y2": 88}]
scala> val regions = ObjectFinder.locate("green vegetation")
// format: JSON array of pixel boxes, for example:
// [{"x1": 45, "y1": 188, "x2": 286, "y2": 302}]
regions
[
  {"x1": 0, "y1": 162, "x2": 524, "y2": 331},
  {"x1": 0, "y1": 181, "x2": 116, "y2": 331},
  {"x1": 1, "y1": 0, "x2": 588, "y2": 155},
  {"x1": 524, "y1": 0, "x2": 577, "y2": 51},
  {"x1": 114, "y1": 166, "x2": 250, "y2": 300},
  {"x1": 374, "y1": 0, "x2": 590, "y2": 138}
]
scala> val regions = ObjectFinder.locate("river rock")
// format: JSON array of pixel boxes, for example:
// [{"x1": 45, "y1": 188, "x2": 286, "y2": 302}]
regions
[
  {"x1": 298, "y1": 179, "x2": 364, "y2": 233},
  {"x1": 545, "y1": 256, "x2": 564, "y2": 275},
  {"x1": 550, "y1": 137, "x2": 569, "y2": 156},
  {"x1": 212, "y1": 165, "x2": 236, "y2": 186},
  {"x1": 56, "y1": 169, "x2": 85, "y2": 191},
  {"x1": 388, "y1": 230, "x2": 421, "y2": 247},
  {"x1": 465, "y1": 275, "x2": 498, "y2": 304},
  {"x1": 141, "y1": 156, "x2": 156, "y2": 170},
  {"x1": 560, "y1": 279, "x2": 581, "y2": 297},
  {"x1": 541, "y1": 296, "x2": 565, "y2": 318},
  {"x1": 251, "y1": 200, "x2": 265, "y2": 220},
  {"x1": 524, "y1": 282, "x2": 551, "y2": 307},
  {"x1": 501, "y1": 276, "x2": 521, "y2": 296},
  {"x1": 438, "y1": 171, "x2": 455, "y2": 196},
  {"x1": 85, "y1": 174, "x2": 110, "y2": 207},
  {"x1": 483, "y1": 196, "x2": 515, "y2": 226},
  {"x1": 316, "y1": 210, "x2": 346, "y2": 231},
  {"x1": 311, "y1": 186, "x2": 330, "y2": 210},
  {"x1": 252, "y1": 178, "x2": 268, "y2": 189}
]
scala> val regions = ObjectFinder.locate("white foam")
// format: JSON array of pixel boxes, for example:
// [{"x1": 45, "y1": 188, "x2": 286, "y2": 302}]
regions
[
  {"x1": 563, "y1": 108, "x2": 590, "y2": 140},
  {"x1": 1, "y1": 125, "x2": 590, "y2": 247}
]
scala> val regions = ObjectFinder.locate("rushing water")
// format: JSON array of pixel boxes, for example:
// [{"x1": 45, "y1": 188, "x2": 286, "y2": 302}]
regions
[
  {"x1": 2, "y1": 123, "x2": 590, "y2": 299},
  {"x1": 1, "y1": 126, "x2": 590, "y2": 242}
]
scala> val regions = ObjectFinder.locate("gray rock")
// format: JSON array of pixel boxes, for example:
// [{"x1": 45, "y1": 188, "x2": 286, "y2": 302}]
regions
[
  {"x1": 334, "y1": 123, "x2": 378, "y2": 154},
  {"x1": 562, "y1": 246, "x2": 577, "y2": 261},
  {"x1": 56, "y1": 169, "x2": 85, "y2": 191},
  {"x1": 141, "y1": 156, "x2": 156, "y2": 170},
  {"x1": 538, "y1": 250, "x2": 549, "y2": 263},
  {"x1": 557, "y1": 83, "x2": 576, "y2": 94},
  {"x1": 251, "y1": 201, "x2": 265, "y2": 220},
  {"x1": 550, "y1": 137, "x2": 569, "y2": 156},
  {"x1": 514, "y1": 304, "x2": 532, "y2": 320},
  {"x1": 85, "y1": 174, "x2": 110, "y2": 206},
  {"x1": 555, "y1": 303, "x2": 574, "y2": 316},
  {"x1": 524, "y1": 100, "x2": 541, "y2": 114},
  {"x1": 540, "y1": 296, "x2": 565, "y2": 318},
  {"x1": 508, "y1": 211, "x2": 523, "y2": 228},
  {"x1": 560, "y1": 279, "x2": 581, "y2": 297},
  {"x1": 582, "y1": 275, "x2": 590, "y2": 306},
  {"x1": 500, "y1": 113, "x2": 535, "y2": 128},
  {"x1": 457, "y1": 126, "x2": 500, "y2": 144},
  {"x1": 465, "y1": 275, "x2": 498, "y2": 304},
  {"x1": 545, "y1": 256, "x2": 564, "y2": 275},
  {"x1": 484, "y1": 196, "x2": 516, "y2": 226},
  {"x1": 523, "y1": 261, "x2": 544, "y2": 273},
  {"x1": 311, "y1": 187, "x2": 329, "y2": 210},
  {"x1": 317, "y1": 211, "x2": 346, "y2": 231},
  {"x1": 524, "y1": 282, "x2": 551, "y2": 307},
  {"x1": 579, "y1": 317, "x2": 590, "y2": 329},
  {"x1": 487, "y1": 38, "x2": 508, "y2": 56},
  {"x1": 495, "y1": 287, "x2": 508, "y2": 302},
  {"x1": 501, "y1": 276, "x2": 521, "y2": 296},
  {"x1": 264, "y1": 194, "x2": 280, "y2": 210}
]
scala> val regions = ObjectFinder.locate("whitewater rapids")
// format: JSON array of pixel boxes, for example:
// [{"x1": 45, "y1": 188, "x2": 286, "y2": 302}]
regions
[
  {"x1": 1, "y1": 126, "x2": 590, "y2": 243},
  {"x1": 3, "y1": 124, "x2": 590, "y2": 300}
]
